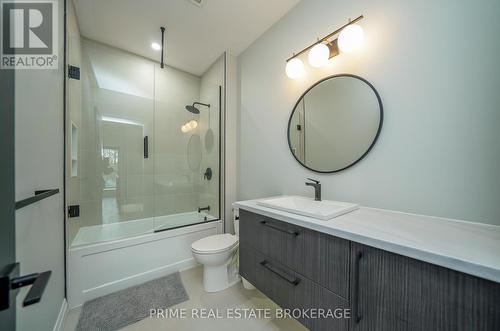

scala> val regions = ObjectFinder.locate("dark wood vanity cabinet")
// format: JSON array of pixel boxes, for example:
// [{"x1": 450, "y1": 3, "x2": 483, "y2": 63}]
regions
[{"x1": 239, "y1": 209, "x2": 500, "y2": 331}]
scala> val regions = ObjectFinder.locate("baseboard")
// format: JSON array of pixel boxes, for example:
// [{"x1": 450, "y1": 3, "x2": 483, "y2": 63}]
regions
[
  {"x1": 75, "y1": 258, "x2": 198, "y2": 308},
  {"x1": 53, "y1": 298, "x2": 68, "y2": 331}
]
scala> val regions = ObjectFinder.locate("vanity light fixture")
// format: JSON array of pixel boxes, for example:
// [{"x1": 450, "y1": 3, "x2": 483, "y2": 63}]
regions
[
  {"x1": 338, "y1": 24, "x2": 365, "y2": 52},
  {"x1": 285, "y1": 15, "x2": 364, "y2": 79},
  {"x1": 308, "y1": 42, "x2": 330, "y2": 68},
  {"x1": 285, "y1": 58, "x2": 305, "y2": 79}
]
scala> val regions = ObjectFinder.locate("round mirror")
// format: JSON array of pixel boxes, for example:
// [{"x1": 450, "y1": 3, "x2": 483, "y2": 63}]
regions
[{"x1": 288, "y1": 74, "x2": 383, "y2": 173}]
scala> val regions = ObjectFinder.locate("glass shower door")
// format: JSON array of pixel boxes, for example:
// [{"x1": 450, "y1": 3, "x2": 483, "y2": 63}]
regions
[
  {"x1": 153, "y1": 59, "x2": 222, "y2": 232},
  {"x1": 67, "y1": 37, "x2": 155, "y2": 247}
]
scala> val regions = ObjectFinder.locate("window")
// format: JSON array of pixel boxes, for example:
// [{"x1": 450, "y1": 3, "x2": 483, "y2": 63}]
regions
[{"x1": 102, "y1": 147, "x2": 119, "y2": 189}]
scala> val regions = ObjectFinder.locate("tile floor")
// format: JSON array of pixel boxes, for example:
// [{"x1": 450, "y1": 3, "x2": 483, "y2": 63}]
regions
[{"x1": 63, "y1": 267, "x2": 307, "y2": 331}]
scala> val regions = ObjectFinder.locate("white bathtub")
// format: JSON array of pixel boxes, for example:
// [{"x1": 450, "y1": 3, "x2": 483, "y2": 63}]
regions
[
  {"x1": 67, "y1": 213, "x2": 222, "y2": 308},
  {"x1": 71, "y1": 211, "x2": 217, "y2": 247}
]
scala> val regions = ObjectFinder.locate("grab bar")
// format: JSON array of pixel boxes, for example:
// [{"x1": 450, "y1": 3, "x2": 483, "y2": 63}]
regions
[{"x1": 15, "y1": 189, "x2": 59, "y2": 210}]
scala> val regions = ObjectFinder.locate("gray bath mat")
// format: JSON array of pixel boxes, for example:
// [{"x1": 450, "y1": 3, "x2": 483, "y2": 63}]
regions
[{"x1": 76, "y1": 272, "x2": 189, "y2": 331}]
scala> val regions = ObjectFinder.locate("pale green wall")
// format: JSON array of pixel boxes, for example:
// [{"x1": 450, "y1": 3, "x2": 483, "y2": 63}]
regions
[{"x1": 238, "y1": 0, "x2": 500, "y2": 225}]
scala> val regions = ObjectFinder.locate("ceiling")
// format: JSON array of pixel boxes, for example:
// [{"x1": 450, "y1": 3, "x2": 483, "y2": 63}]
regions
[{"x1": 73, "y1": 0, "x2": 300, "y2": 76}]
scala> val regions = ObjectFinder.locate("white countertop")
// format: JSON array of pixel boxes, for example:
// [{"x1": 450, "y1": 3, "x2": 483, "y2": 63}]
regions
[{"x1": 234, "y1": 198, "x2": 500, "y2": 283}]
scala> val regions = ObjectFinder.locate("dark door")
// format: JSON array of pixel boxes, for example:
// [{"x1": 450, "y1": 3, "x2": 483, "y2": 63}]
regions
[
  {"x1": 0, "y1": 58, "x2": 53, "y2": 331},
  {"x1": 350, "y1": 242, "x2": 410, "y2": 331},
  {"x1": 0, "y1": 65, "x2": 16, "y2": 329},
  {"x1": 350, "y1": 242, "x2": 500, "y2": 331}
]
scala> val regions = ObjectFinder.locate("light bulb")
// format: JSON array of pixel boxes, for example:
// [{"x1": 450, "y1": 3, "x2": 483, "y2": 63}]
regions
[
  {"x1": 285, "y1": 58, "x2": 304, "y2": 79},
  {"x1": 151, "y1": 42, "x2": 161, "y2": 51},
  {"x1": 188, "y1": 120, "x2": 198, "y2": 129},
  {"x1": 308, "y1": 43, "x2": 330, "y2": 67},
  {"x1": 338, "y1": 24, "x2": 364, "y2": 53},
  {"x1": 181, "y1": 125, "x2": 189, "y2": 133}
]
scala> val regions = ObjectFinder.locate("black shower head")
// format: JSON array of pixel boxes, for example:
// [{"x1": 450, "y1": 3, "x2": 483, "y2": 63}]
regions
[
  {"x1": 185, "y1": 105, "x2": 200, "y2": 114},
  {"x1": 185, "y1": 102, "x2": 210, "y2": 114}
]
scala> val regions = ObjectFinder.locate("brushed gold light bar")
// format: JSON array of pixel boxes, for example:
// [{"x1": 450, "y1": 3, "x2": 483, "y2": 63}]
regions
[{"x1": 285, "y1": 15, "x2": 364, "y2": 62}]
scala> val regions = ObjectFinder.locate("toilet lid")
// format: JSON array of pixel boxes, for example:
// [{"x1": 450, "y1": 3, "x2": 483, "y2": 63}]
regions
[{"x1": 191, "y1": 234, "x2": 238, "y2": 254}]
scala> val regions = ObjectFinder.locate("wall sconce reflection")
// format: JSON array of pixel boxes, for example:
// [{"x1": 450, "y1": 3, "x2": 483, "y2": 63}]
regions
[{"x1": 181, "y1": 120, "x2": 198, "y2": 133}]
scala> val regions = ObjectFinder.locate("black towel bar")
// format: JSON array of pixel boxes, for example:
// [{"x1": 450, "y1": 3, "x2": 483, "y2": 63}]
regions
[{"x1": 15, "y1": 189, "x2": 60, "y2": 210}]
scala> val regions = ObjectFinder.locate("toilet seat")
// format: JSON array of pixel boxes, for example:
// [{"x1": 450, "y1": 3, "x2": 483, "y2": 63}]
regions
[{"x1": 191, "y1": 234, "x2": 238, "y2": 254}]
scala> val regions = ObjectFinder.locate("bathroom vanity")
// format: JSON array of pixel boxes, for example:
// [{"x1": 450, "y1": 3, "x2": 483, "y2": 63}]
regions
[{"x1": 235, "y1": 198, "x2": 500, "y2": 331}]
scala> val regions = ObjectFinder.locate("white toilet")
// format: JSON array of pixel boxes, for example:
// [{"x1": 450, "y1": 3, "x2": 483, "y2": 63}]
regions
[{"x1": 191, "y1": 218, "x2": 240, "y2": 292}]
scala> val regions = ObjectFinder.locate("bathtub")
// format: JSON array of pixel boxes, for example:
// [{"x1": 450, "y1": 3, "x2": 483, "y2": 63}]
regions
[
  {"x1": 71, "y1": 211, "x2": 217, "y2": 247},
  {"x1": 67, "y1": 213, "x2": 222, "y2": 308}
]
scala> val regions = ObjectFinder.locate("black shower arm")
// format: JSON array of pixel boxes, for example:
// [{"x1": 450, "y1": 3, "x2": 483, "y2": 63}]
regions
[{"x1": 192, "y1": 102, "x2": 210, "y2": 108}]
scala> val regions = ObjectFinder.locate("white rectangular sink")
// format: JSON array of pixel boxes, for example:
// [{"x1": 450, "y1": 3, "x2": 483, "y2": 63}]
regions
[{"x1": 257, "y1": 196, "x2": 359, "y2": 220}]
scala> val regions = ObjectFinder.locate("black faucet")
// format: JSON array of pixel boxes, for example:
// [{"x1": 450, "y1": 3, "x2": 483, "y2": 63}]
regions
[
  {"x1": 198, "y1": 206, "x2": 210, "y2": 213},
  {"x1": 305, "y1": 178, "x2": 321, "y2": 201}
]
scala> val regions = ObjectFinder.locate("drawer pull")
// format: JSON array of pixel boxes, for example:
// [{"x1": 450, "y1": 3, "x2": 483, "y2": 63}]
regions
[
  {"x1": 260, "y1": 260, "x2": 301, "y2": 286},
  {"x1": 260, "y1": 221, "x2": 299, "y2": 236}
]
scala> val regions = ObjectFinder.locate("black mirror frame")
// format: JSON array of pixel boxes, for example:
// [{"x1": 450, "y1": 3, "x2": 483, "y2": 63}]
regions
[{"x1": 287, "y1": 73, "x2": 384, "y2": 174}]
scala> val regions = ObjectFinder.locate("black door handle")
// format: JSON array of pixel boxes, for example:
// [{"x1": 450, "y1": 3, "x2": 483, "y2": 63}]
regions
[
  {"x1": 11, "y1": 271, "x2": 51, "y2": 306},
  {"x1": 1, "y1": 263, "x2": 51, "y2": 310}
]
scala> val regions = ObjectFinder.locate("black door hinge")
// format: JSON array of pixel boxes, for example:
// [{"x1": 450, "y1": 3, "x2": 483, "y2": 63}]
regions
[
  {"x1": 68, "y1": 205, "x2": 80, "y2": 218},
  {"x1": 68, "y1": 65, "x2": 80, "y2": 80}
]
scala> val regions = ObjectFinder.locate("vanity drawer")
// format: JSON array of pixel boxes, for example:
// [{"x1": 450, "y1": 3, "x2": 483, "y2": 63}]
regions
[
  {"x1": 297, "y1": 277, "x2": 350, "y2": 331},
  {"x1": 240, "y1": 243, "x2": 297, "y2": 311},
  {"x1": 239, "y1": 209, "x2": 315, "y2": 271},
  {"x1": 239, "y1": 209, "x2": 350, "y2": 298},
  {"x1": 240, "y1": 243, "x2": 349, "y2": 331}
]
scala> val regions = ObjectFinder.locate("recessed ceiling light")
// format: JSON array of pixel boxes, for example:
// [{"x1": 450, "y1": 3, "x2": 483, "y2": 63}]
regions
[{"x1": 151, "y1": 42, "x2": 161, "y2": 51}]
